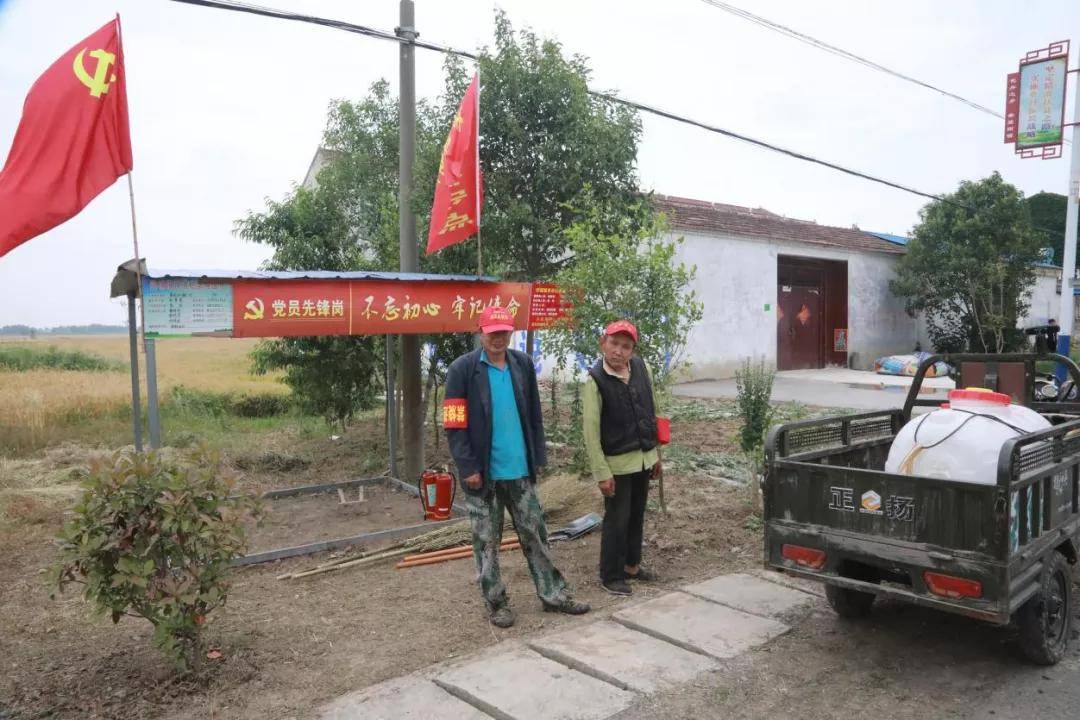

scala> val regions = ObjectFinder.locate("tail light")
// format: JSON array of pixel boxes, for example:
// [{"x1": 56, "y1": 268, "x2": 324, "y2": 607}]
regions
[
  {"x1": 782, "y1": 544, "x2": 826, "y2": 570},
  {"x1": 923, "y1": 571, "x2": 982, "y2": 599}
]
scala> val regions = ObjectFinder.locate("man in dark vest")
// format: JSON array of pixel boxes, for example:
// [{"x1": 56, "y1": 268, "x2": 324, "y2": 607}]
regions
[
  {"x1": 583, "y1": 319, "x2": 662, "y2": 596},
  {"x1": 444, "y1": 305, "x2": 590, "y2": 627}
]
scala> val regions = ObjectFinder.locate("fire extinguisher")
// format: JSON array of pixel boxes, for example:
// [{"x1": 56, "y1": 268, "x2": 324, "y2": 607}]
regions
[{"x1": 418, "y1": 468, "x2": 456, "y2": 521}]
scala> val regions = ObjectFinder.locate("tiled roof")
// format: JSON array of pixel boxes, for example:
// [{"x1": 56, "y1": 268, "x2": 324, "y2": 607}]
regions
[{"x1": 653, "y1": 194, "x2": 906, "y2": 255}]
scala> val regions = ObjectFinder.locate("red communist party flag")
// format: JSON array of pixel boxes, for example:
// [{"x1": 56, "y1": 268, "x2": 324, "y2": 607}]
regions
[
  {"x1": 0, "y1": 17, "x2": 133, "y2": 259},
  {"x1": 426, "y1": 73, "x2": 482, "y2": 256}
]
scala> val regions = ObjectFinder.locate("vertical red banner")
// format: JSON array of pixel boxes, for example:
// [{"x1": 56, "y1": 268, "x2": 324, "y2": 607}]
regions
[{"x1": 1004, "y1": 72, "x2": 1020, "y2": 144}]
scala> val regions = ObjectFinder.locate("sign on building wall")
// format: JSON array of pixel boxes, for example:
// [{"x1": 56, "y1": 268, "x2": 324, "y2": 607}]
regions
[
  {"x1": 142, "y1": 278, "x2": 233, "y2": 337},
  {"x1": 1007, "y1": 41, "x2": 1070, "y2": 159}
]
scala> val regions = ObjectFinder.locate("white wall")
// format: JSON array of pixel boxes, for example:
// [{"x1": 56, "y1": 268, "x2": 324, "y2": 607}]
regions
[
  {"x1": 672, "y1": 231, "x2": 925, "y2": 379},
  {"x1": 1022, "y1": 267, "x2": 1061, "y2": 327}
]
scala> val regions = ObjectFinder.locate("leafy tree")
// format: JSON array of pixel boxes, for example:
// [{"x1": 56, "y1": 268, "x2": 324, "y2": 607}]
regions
[
  {"x1": 235, "y1": 82, "x2": 451, "y2": 424},
  {"x1": 545, "y1": 205, "x2": 703, "y2": 388},
  {"x1": 235, "y1": 11, "x2": 650, "y2": 419},
  {"x1": 1027, "y1": 191, "x2": 1075, "y2": 269},
  {"x1": 891, "y1": 173, "x2": 1043, "y2": 353}
]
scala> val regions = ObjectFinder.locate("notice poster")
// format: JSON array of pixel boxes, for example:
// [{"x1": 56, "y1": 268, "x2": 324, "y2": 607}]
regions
[
  {"x1": 142, "y1": 278, "x2": 233, "y2": 337},
  {"x1": 527, "y1": 283, "x2": 569, "y2": 330},
  {"x1": 1017, "y1": 56, "x2": 1067, "y2": 150}
]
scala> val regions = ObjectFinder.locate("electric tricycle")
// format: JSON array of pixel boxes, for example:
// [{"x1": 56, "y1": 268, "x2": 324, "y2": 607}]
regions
[{"x1": 763, "y1": 353, "x2": 1080, "y2": 664}]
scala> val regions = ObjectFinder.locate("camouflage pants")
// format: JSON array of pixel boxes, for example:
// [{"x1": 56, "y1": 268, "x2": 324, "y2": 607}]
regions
[{"x1": 466, "y1": 479, "x2": 569, "y2": 611}]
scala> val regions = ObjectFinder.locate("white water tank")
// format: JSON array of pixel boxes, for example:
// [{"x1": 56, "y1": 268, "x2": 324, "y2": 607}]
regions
[{"x1": 885, "y1": 388, "x2": 1051, "y2": 485}]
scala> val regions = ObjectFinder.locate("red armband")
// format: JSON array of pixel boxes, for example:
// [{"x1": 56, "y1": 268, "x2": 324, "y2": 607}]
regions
[{"x1": 442, "y1": 398, "x2": 468, "y2": 429}]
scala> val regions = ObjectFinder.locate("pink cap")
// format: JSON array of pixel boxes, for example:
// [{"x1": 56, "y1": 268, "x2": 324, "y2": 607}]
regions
[
  {"x1": 604, "y1": 319, "x2": 638, "y2": 342},
  {"x1": 479, "y1": 306, "x2": 515, "y2": 333}
]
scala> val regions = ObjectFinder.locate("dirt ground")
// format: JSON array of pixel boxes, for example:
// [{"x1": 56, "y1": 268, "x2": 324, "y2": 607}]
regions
[
  {"x1": 245, "y1": 485, "x2": 423, "y2": 554},
  {"x1": 0, "y1": 406, "x2": 761, "y2": 719}
]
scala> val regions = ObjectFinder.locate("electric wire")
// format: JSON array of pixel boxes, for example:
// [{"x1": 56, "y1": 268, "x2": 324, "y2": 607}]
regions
[
  {"x1": 165, "y1": 0, "x2": 1067, "y2": 240},
  {"x1": 698, "y1": 0, "x2": 1002, "y2": 118}
]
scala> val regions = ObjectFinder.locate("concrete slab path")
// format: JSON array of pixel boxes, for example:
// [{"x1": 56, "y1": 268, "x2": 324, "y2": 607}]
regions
[
  {"x1": 528, "y1": 620, "x2": 720, "y2": 694},
  {"x1": 433, "y1": 643, "x2": 636, "y2": 720},
  {"x1": 681, "y1": 572, "x2": 817, "y2": 619},
  {"x1": 612, "y1": 591, "x2": 790, "y2": 660},
  {"x1": 320, "y1": 675, "x2": 491, "y2": 720},
  {"x1": 319, "y1": 571, "x2": 816, "y2": 720}
]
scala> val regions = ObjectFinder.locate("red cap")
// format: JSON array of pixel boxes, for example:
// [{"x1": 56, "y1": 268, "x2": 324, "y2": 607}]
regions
[
  {"x1": 948, "y1": 388, "x2": 1011, "y2": 406},
  {"x1": 603, "y1": 319, "x2": 638, "y2": 343},
  {"x1": 478, "y1": 305, "x2": 515, "y2": 334}
]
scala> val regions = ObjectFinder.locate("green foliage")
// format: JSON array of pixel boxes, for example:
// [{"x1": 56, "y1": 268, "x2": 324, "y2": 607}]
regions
[
  {"x1": 165, "y1": 386, "x2": 292, "y2": 419},
  {"x1": 49, "y1": 448, "x2": 260, "y2": 671},
  {"x1": 890, "y1": 173, "x2": 1044, "y2": 353},
  {"x1": 546, "y1": 207, "x2": 703, "y2": 390},
  {"x1": 568, "y1": 379, "x2": 586, "y2": 472},
  {"x1": 233, "y1": 11, "x2": 649, "y2": 420},
  {"x1": 734, "y1": 358, "x2": 775, "y2": 454},
  {"x1": 229, "y1": 392, "x2": 293, "y2": 418},
  {"x1": 0, "y1": 345, "x2": 124, "y2": 372},
  {"x1": 250, "y1": 336, "x2": 382, "y2": 427},
  {"x1": 1027, "y1": 191, "x2": 1074, "y2": 269},
  {"x1": 446, "y1": 11, "x2": 645, "y2": 282}
]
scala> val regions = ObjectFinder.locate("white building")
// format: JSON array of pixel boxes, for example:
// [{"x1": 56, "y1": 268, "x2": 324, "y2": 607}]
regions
[{"x1": 655, "y1": 195, "x2": 928, "y2": 379}]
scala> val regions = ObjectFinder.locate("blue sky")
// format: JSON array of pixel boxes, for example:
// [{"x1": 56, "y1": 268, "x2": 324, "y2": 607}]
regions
[{"x1": 0, "y1": 0, "x2": 1078, "y2": 326}]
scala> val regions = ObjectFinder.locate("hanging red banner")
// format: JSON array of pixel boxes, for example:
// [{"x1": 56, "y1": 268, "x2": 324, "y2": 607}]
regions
[
  {"x1": 1003, "y1": 71, "x2": 1020, "y2": 144},
  {"x1": 231, "y1": 280, "x2": 532, "y2": 338}
]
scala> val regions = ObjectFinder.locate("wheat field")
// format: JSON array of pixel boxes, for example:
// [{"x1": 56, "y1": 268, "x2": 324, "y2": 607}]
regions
[{"x1": 0, "y1": 336, "x2": 284, "y2": 448}]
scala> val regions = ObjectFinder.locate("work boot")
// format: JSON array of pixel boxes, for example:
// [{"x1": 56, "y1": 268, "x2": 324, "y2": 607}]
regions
[
  {"x1": 543, "y1": 597, "x2": 591, "y2": 615},
  {"x1": 602, "y1": 579, "x2": 632, "y2": 596},
  {"x1": 489, "y1": 605, "x2": 515, "y2": 628}
]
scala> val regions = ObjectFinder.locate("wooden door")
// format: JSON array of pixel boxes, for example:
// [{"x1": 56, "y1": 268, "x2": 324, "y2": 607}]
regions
[{"x1": 778, "y1": 284, "x2": 822, "y2": 370}]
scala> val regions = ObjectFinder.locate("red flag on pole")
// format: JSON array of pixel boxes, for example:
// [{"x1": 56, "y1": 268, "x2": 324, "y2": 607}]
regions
[
  {"x1": 426, "y1": 74, "x2": 481, "y2": 256},
  {"x1": 0, "y1": 17, "x2": 133, "y2": 259}
]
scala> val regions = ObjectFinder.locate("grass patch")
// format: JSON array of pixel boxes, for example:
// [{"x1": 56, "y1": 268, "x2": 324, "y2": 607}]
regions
[{"x1": 0, "y1": 345, "x2": 124, "y2": 372}]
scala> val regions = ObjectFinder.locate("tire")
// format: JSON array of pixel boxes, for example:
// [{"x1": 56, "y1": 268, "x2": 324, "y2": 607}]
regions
[
  {"x1": 1016, "y1": 551, "x2": 1072, "y2": 666},
  {"x1": 826, "y1": 583, "x2": 876, "y2": 618}
]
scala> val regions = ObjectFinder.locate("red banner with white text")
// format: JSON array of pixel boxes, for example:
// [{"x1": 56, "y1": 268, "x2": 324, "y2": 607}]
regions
[{"x1": 231, "y1": 280, "x2": 533, "y2": 337}]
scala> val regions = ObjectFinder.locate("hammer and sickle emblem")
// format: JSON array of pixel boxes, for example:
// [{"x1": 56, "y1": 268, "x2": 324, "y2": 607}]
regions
[
  {"x1": 73, "y1": 48, "x2": 117, "y2": 99},
  {"x1": 243, "y1": 298, "x2": 265, "y2": 321}
]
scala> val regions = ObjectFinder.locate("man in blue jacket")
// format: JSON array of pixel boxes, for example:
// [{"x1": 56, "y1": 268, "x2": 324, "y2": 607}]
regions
[{"x1": 443, "y1": 305, "x2": 590, "y2": 628}]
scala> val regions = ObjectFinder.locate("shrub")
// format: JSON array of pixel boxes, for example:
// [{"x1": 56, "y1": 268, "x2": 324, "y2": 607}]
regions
[
  {"x1": 735, "y1": 358, "x2": 775, "y2": 454},
  {"x1": 230, "y1": 392, "x2": 292, "y2": 418},
  {"x1": 166, "y1": 385, "x2": 232, "y2": 417},
  {"x1": 49, "y1": 448, "x2": 260, "y2": 671},
  {"x1": 0, "y1": 345, "x2": 124, "y2": 372}
]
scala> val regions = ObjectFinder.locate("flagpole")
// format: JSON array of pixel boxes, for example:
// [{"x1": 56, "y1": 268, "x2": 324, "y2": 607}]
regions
[
  {"x1": 475, "y1": 68, "x2": 483, "y2": 277},
  {"x1": 127, "y1": 172, "x2": 146, "y2": 341}
]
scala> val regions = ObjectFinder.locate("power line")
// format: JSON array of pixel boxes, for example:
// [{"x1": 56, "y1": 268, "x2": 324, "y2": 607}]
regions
[
  {"x1": 167, "y1": 0, "x2": 951, "y2": 205},
  {"x1": 698, "y1": 0, "x2": 1002, "y2": 119},
  {"x1": 166, "y1": 0, "x2": 1067, "y2": 239}
]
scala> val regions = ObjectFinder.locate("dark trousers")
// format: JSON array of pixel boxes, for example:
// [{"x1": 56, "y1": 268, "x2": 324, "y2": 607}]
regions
[{"x1": 599, "y1": 469, "x2": 650, "y2": 582}]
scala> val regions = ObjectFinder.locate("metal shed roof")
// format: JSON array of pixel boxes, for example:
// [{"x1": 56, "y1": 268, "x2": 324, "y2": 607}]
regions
[{"x1": 110, "y1": 259, "x2": 496, "y2": 298}]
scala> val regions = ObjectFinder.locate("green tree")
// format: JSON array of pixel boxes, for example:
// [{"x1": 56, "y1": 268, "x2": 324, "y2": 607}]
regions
[
  {"x1": 1027, "y1": 191, "x2": 1075, "y2": 269},
  {"x1": 235, "y1": 11, "x2": 649, "y2": 420},
  {"x1": 235, "y1": 82, "x2": 461, "y2": 424},
  {"x1": 455, "y1": 12, "x2": 645, "y2": 283},
  {"x1": 545, "y1": 206, "x2": 703, "y2": 388},
  {"x1": 891, "y1": 173, "x2": 1043, "y2": 353}
]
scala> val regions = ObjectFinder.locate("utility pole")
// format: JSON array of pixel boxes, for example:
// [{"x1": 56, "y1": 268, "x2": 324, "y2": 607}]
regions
[
  {"x1": 1056, "y1": 63, "x2": 1080, "y2": 380},
  {"x1": 397, "y1": 0, "x2": 424, "y2": 481}
]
